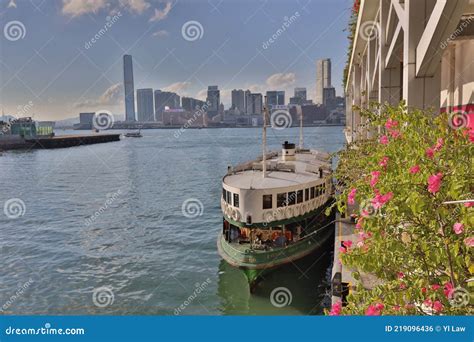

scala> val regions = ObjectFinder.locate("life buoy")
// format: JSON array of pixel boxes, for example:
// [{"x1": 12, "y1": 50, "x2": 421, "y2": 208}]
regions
[
  {"x1": 232, "y1": 209, "x2": 241, "y2": 222},
  {"x1": 295, "y1": 206, "x2": 301, "y2": 216},
  {"x1": 285, "y1": 207, "x2": 293, "y2": 219}
]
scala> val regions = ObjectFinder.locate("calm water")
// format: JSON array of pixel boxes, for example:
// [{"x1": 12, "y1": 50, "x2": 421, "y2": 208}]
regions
[{"x1": 0, "y1": 126, "x2": 344, "y2": 315}]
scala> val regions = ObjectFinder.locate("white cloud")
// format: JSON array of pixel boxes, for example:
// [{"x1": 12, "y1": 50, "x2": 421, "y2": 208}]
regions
[
  {"x1": 266, "y1": 72, "x2": 296, "y2": 89},
  {"x1": 119, "y1": 0, "x2": 150, "y2": 14},
  {"x1": 152, "y1": 29, "x2": 169, "y2": 37},
  {"x1": 74, "y1": 83, "x2": 123, "y2": 108},
  {"x1": 149, "y1": 1, "x2": 172, "y2": 22},
  {"x1": 62, "y1": 0, "x2": 108, "y2": 17},
  {"x1": 163, "y1": 81, "x2": 191, "y2": 94}
]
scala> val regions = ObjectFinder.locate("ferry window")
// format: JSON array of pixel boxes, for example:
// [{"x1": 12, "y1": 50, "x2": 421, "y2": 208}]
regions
[
  {"x1": 227, "y1": 191, "x2": 232, "y2": 205},
  {"x1": 322, "y1": 184, "x2": 326, "y2": 194},
  {"x1": 297, "y1": 190, "x2": 303, "y2": 203},
  {"x1": 223, "y1": 189, "x2": 226, "y2": 200},
  {"x1": 310, "y1": 187, "x2": 315, "y2": 199},
  {"x1": 288, "y1": 192, "x2": 296, "y2": 205},
  {"x1": 316, "y1": 185, "x2": 320, "y2": 196},
  {"x1": 305, "y1": 188, "x2": 309, "y2": 201},
  {"x1": 233, "y1": 193, "x2": 239, "y2": 208},
  {"x1": 263, "y1": 195, "x2": 272, "y2": 209},
  {"x1": 277, "y1": 193, "x2": 287, "y2": 207}
]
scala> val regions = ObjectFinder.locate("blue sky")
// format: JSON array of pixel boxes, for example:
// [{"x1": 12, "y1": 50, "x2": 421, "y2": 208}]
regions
[{"x1": 1, "y1": 0, "x2": 351, "y2": 120}]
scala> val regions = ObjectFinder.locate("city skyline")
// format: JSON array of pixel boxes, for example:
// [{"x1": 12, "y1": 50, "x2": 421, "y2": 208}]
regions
[{"x1": 0, "y1": 0, "x2": 351, "y2": 121}]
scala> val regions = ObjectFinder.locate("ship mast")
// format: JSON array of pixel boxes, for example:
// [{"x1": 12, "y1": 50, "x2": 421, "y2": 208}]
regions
[
  {"x1": 298, "y1": 105, "x2": 304, "y2": 149},
  {"x1": 262, "y1": 97, "x2": 268, "y2": 178}
]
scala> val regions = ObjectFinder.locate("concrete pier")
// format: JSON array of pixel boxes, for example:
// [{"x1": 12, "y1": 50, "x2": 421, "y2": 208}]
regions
[{"x1": 0, "y1": 134, "x2": 120, "y2": 150}]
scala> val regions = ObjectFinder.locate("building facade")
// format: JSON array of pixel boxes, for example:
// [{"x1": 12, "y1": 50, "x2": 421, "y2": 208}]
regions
[
  {"x1": 206, "y1": 86, "x2": 220, "y2": 118},
  {"x1": 246, "y1": 93, "x2": 263, "y2": 115},
  {"x1": 345, "y1": 0, "x2": 474, "y2": 143},
  {"x1": 182, "y1": 97, "x2": 206, "y2": 112},
  {"x1": 123, "y1": 55, "x2": 136, "y2": 122},
  {"x1": 154, "y1": 90, "x2": 180, "y2": 122},
  {"x1": 266, "y1": 91, "x2": 285, "y2": 108},
  {"x1": 315, "y1": 58, "x2": 332, "y2": 105},
  {"x1": 231, "y1": 89, "x2": 247, "y2": 113},
  {"x1": 137, "y1": 88, "x2": 155, "y2": 122}
]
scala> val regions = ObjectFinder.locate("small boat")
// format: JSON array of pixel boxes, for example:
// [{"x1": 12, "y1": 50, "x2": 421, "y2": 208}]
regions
[
  {"x1": 124, "y1": 130, "x2": 142, "y2": 138},
  {"x1": 218, "y1": 104, "x2": 334, "y2": 290}
]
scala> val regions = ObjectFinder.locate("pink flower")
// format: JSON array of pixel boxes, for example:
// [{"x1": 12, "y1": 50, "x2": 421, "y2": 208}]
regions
[
  {"x1": 432, "y1": 300, "x2": 443, "y2": 313},
  {"x1": 389, "y1": 130, "x2": 401, "y2": 139},
  {"x1": 339, "y1": 246, "x2": 347, "y2": 254},
  {"x1": 355, "y1": 218, "x2": 364, "y2": 229},
  {"x1": 431, "y1": 284, "x2": 440, "y2": 291},
  {"x1": 421, "y1": 287, "x2": 427, "y2": 294},
  {"x1": 464, "y1": 237, "x2": 474, "y2": 247},
  {"x1": 379, "y1": 156, "x2": 389, "y2": 168},
  {"x1": 370, "y1": 171, "x2": 380, "y2": 187},
  {"x1": 434, "y1": 138, "x2": 444, "y2": 152},
  {"x1": 329, "y1": 301, "x2": 342, "y2": 316},
  {"x1": 426, "y1": 147, "x2": 435, "y2": 159},
  {"x1": 399, "y1": 282, "x2": 407, "y2": 289},
  {"x1": 427, "y1": 172, "x2": 443, "y2": 194},
  {"x1": 365, "y1": 304, "x2": 382, "y2": 316},
  {"x1": 374, "y1": 303, "x2": 384, "y2": 311},
  {"x1": 464, "y1": 201, "x2": 474, "y2": 207},
  {"x1": 379, "y1": 135, "x2": 389, "y2": 145},
  {"x1": 385, "y1": 118, "x2": 398, "y2": 130},
  {"x1": 453, "y1": 222, "x2": 464, "y2": 235},
  {"x1": 393, "y1": 305, "x2": 401, "y2": 311},
  {"x1": 409, "y1": 165, "x2": 420, "y2": 174},
  {"x1": 343, "y1": 240, "x2": 353, "y2": 248},
  {"x1": 371, "y1": 191, "x2": 394, "y2": 209},
  {"x1": 347, "y1": 188, "x2": 357, "y2": 205},
  {"x1": 423, "y1": 299, "x2": 432, "y2": 307},
  {"x1": 397, "y1": 272, "x2": 405, "y2": 279},
  {"x1": 443, "y1": 282, "x2": 454, "y2": 298}
]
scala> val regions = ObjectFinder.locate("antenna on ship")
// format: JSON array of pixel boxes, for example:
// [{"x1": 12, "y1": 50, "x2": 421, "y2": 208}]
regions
[
  {"x1": 262, "y1": 96, "x2": 268, "y2": 178},
  {"x1": 298, "y1": 105, "x2": 304, "y2": 149}
]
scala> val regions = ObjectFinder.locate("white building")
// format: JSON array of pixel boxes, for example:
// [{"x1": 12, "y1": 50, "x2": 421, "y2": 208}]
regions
[{"x1": 345, "y1": 0, "x2": 474, "y2": 143}]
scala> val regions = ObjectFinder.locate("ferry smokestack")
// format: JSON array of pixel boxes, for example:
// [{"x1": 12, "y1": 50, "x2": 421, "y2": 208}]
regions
[{"x1": 282, "y1": 141, "x2": 296, "y2": 161}]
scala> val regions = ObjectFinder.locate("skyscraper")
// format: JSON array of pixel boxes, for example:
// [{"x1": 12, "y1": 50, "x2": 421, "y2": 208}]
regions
[
  {"x1": 323, "y1": 87, "x2": 336, "y2": 106},
  {"x1": 154, "y1": 90, "x2": 180, "y2": 121},
  {"x1": 266, "y1": 91, "x2": 285, "y2": 108},
  {"x1": 315, "y1": 58, "x2": 332, "y2": 105},
  {"x1": 206, "y1": 86, "x2": 220, "y2": 118},
  {"x1": 182, "y1": 97, "x2": 205, "y2": 112},
  {"x1": 231, "y1": 89, "x2": 246, "y2": 113},
  {"x1": 123, "y1": 55, "x2": 136, "y2": 121},
  {"x1": 137, "y1": 88, "x2": 154, "y2": 122},
  {"x1": 294, "y1": 88, "x2": 307, "y2": 101},
  {"x1": 246, "y1": 93, "x2": 263, "y2": 115}
]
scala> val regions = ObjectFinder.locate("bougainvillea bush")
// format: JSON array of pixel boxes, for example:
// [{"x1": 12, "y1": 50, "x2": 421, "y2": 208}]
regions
[{"x1": 332, "y1": 103, "x2": 473, "y2": 315}]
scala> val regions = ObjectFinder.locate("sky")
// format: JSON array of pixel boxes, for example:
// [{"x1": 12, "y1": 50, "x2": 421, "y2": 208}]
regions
[{"x1": 0, "y1": 0, "x2": 351, "y2": 121}]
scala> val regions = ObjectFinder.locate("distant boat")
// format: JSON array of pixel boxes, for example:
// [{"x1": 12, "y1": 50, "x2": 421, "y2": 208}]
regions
[{"x1": 124, "y1": 130, "x2": 142, "y2": 138}]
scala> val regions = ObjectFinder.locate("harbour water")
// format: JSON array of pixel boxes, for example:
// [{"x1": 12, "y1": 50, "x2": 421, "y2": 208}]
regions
[{"x1": 0, "y1": 126, "x2": 344, "y2": 315}]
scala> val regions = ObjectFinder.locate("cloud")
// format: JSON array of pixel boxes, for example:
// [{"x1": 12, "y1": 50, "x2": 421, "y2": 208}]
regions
[
  {"x1": 152, "y1": 29, "x2": 169, "y2": 37},
  {"x1": 265, "y1": 72, "x2": 296, "y2": 89},
  {"x1": 74, "y1": 83, "x2": 123, "y2": 108},
  {"x1": 119, "y1": 0, "x2": 150, "y2": 14},
  {"x1": 163, "y1": 81, "x2": 191, "y2": 94},
  {"x1": 149, "y1": 1, "x2": 172, "y2": 22},
  {"x1": 62, "y1": 0, "x2": 108, "y2": 17}
]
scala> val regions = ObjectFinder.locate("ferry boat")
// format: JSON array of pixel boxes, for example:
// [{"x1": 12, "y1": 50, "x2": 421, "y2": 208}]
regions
[{"x1": 218, "y1": 104, "x2": 334, "y2": 289}]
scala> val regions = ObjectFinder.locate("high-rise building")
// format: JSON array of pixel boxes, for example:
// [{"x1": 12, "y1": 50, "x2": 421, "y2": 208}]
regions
[
  {"x1": 154, "y1": 90, "x2": 180, "y2": 121},
  {"x1": 231, "y1": 89, "x2": 246, "y2": 113},
  {"x1": 123, "y1": 55, "x2": 136, "y2": 121},
  {"x1": 137, "y1": 88, "x2": 154, "y2": 122},
  {"x1": 246, "y1": 93, "x2": 263, "y2": 115},
  {"x1": 206, "y1": 86, "x2": 220, "y2": 118},
  {"x1": 315, "y1": 58, "x2": 332, "y2": 105},
  {"x1": 266, "y1": 91, "x2": 285, "y2": 108},
  {"x1": 323, "y1": 87, "x2": 336, "y2": 106},
  {"x1": 294, "y1": 87, "x2": 307, "y2": 101},
  {"x1": 182, "y1": 97, "x2": 206, "y2": 112}
]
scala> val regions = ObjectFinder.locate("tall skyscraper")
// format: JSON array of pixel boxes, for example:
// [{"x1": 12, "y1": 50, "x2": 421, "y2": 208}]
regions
[
  {"x1": 182, "y1": 97, "x2": 205, "y2": 112},
  {"x1": 246, "y1": 93, "x2": 263, "y2": 115},
  {"x1": 123, "y1": 55, "x2": 136, "y2": 121},
  {"x1": 323, "y1": 87, "x2": 336, "y2": 106},
  {"x1": 206, "y1": 86, "x2": 220, "y2": 118},
  {"x1": 315, "y1": 58, "x2": 332, "y2": 105},
  {"x1": 154, "y1": 90, "x2": 180, "y2": 121},
  {"x1": 266, "y1": 91, "x2": 285, "y2": 108},
  {"x1": 137, "y1": 88, "x2": 154, "y2": 122},
  {"x1": 231, "y1": 89, "x2": 246, "y2": 113}
]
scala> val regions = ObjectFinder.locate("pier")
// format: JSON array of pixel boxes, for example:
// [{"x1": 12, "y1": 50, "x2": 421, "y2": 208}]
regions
[{"x1": 0, "y1": 134, "x2": 120, "y2": 151}]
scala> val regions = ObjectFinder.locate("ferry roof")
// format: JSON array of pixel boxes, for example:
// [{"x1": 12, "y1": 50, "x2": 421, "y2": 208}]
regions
[{"x1": 223, "y1": 149, "x2": 331, "y2": 190}]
